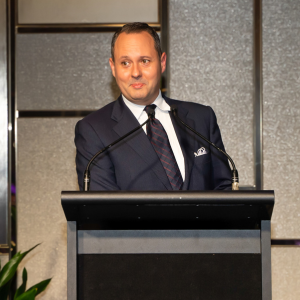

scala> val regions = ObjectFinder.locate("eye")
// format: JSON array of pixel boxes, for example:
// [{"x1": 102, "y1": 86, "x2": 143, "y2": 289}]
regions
[
  {"x1": 121, "y1": 61, "x2": 130, "y2": 66},
  {"x1": 142, "y1": 59, "x2": 150, "y2": 64}
]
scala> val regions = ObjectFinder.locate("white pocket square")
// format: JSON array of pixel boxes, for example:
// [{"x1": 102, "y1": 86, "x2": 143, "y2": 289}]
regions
[{"x1": 194, "y1": 147, "x2": 207, "y2": 157}]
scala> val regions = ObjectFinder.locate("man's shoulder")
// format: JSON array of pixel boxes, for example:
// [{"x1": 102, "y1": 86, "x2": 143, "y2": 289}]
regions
[
  {"x1": 164, "y1": 96, "x2": 213, "y2": 115},
  {"x1": 78, "y1": 97, "x2": 120, "y2": 128}
]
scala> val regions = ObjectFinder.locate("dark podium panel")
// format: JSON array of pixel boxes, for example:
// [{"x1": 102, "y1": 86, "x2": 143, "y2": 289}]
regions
[
  {"x1": 62, "y1": 190, "x2": 274, "y2": 300},
  {"x1": 78, "y1": 254, "x2": 262, "y2": 300}
]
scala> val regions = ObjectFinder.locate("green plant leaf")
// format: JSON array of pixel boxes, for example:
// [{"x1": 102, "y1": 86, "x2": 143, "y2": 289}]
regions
[
  {"x1": 27, "y1": 278, "x2": 51, "y2": 297},
  {"x1": 0, "y1": 278, "x2": 12, "y2": 300},
  {"x1": 0, "y1": 244, "x2": 40, "y2": 288},
  {"x1": 14, "y1": 268, "x2": 28, "y2": 300},
  {"x1": 15, "y1": 288, "x2": 37, "y2": 300}
]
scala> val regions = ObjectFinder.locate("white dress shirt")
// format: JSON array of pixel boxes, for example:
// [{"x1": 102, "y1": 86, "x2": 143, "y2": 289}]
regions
[{"x1": 122, "y1": 91, "x2": 185, "y2": 181}]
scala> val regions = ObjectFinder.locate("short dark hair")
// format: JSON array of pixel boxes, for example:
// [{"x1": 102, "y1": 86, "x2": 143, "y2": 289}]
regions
[{"x1": 111, "y1": 22, "x2": 162, "y2": 61}]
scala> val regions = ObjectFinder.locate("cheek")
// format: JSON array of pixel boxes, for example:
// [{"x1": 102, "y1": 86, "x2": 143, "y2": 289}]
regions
[
  {"x1": 144, "y1": 67, "x2": 160, "y2": 82},
  {"x1": 115, "y1": 69, "x2": 130, "y2": 83}
]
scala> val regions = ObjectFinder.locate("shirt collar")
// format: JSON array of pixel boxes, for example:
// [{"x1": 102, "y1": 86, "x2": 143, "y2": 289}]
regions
[
  {"x1": 153, "y1": 91, "x2": 170, "y2": 112},
  {"x1": 122, "y1": 90, "x2": 170, "y2": 121}
]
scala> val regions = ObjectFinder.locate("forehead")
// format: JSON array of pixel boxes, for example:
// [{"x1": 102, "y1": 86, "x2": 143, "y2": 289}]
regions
[{"x1": 114, "y1": 31, "x2": 156, "y2": 58}]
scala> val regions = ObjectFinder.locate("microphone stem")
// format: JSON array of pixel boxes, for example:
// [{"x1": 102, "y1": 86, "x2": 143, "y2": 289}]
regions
[
  {"x1": 83, "y1": 116, "x2": 151, "y2": 191},
  {"x1": 172, "y1": 109, "x2": 239, "y2": 190}
]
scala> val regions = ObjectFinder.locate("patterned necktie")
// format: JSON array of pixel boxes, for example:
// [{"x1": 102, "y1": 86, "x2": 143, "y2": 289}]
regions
[{"x1": 144, "y1": 104, "x2": 183, "y2": 190}]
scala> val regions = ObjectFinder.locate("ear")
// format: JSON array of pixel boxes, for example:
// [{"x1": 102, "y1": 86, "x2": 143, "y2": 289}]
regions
[
  {"x1": 160, "y1": 52, "x2": 167, "y2": 73},
  {"x1": 109, "y1": 57, "x2": 116, "y2": 77}
]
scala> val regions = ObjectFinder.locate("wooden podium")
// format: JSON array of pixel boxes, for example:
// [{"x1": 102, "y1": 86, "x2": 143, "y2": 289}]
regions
[{"x1": 61, "y1": 190, "x2": 274, "y2": 300}]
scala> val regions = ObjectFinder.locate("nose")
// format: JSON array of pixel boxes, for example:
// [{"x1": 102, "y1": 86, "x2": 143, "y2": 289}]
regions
[{"x1": 131, "y1": 62, "x2": 142, "y2": 79}]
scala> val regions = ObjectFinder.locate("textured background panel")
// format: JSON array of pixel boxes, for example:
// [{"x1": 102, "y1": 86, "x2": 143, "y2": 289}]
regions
[
  {"x1": 17, "y1": 118, "x2": 80, "y2": 300},
  {"x1": 263, "y1": 0, "x2": 300, "y2": 238},
  {"x1": 0, "y1": 254, "x2": 9, "y2": 267},
  {"x1": 272, "y1": 247, "x2": 300, "y2": 300},
  {"x1": 16, "y1": 33, "x2": 120, "y2": 110},
  {"x1": 18, "y1": 0, "x2": 158, "y2": 24},
  {"x1": 169, "y1": 0, "x2": 254, "y2": 186}
]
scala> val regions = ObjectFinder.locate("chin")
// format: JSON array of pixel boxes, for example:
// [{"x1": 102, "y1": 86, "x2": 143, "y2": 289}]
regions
[{"x1": 130, "y1": 92, "x2": 148, "y2": 101}]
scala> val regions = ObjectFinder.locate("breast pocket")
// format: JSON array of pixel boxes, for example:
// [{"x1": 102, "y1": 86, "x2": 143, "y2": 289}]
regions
[
  {"x1": 194, "y1": 153, "x2": 211, "y2": 166},
  {"x1": 193, "y1": 145, "x2": 210, "y2": 163},
  {"x1": 192, "y1": 152, "x2": 212, "y2": 181}
]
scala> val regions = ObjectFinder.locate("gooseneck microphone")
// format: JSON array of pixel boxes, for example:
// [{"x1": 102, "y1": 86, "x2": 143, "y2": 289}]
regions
[
  {"x1": 170, "y1": 105, "x2": 239, "y2": 190},
  {"x1": 83, "y1": 106, "x2": 155, "y2": 191}
]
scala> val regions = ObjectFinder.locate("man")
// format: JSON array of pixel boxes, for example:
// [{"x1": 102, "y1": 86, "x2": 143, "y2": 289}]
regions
[{"x1": 75, "y1": 22, "x2": 232, "y2": 191}]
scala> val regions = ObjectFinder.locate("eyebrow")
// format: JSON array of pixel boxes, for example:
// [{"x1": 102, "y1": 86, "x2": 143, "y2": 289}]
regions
[{"x1": 119, "y1": 56, "x2": 152, "y2": 60}]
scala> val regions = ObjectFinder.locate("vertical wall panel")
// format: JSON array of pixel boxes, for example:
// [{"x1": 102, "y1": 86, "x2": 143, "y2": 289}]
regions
[
  {"x1": 17, "y1": 118, "x2": 80, "y2": 300},
  {"x1": 0, "y1": 254, "x2": 9, "y2": 267},
  {"x1": 169, "y1": 0, "x2": 254, "y2": 186},
  {"x1": 16, "y1": 33, "x2": 119, "y2": 110},
  {"x1": 263, "y1": 0, "x2": 300, "y2": 238},
  {"x1": 18, "y1": 0, "x2": 159, "y2": 24},
  {"x1": 272, "y1": 247, "x2": 300, "y2": 300},
  {"x1": 263, "y1": 2, "x2": 300, "y2": 298}
]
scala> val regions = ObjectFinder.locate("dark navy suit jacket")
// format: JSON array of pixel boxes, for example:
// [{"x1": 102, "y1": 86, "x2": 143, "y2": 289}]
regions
[{"x1": 75, "y1": 95, "x2": 232, "y2": 191}]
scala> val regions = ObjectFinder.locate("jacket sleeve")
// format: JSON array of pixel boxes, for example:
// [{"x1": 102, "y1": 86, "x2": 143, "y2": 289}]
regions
[
  {"x1": 208, "y1": 107, "x2": 232, "y2": 190},
  {"x1": 74, "y1": 119, "x2": 120, "y2": 191}
]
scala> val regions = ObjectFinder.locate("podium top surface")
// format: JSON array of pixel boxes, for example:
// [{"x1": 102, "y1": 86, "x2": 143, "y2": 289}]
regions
[
  {"x1": 62, "y1": 190, "x2": 274, "y2": 203},
  {"x1": 61, "y1": 190, "x2": 274, "y2": 226}
]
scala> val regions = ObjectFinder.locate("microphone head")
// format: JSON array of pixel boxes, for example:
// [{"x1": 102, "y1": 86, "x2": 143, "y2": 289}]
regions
[{"x1": 170, "y1": 104, "x2": 178, "y2": 116}]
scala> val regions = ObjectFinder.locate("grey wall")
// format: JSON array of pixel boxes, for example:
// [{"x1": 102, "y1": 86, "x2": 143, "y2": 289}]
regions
[
  {"x1": 17, "y1": 33, "x2": 120, "y2": 111},
  {"x1": 16, "y1": 31, "x2": 118, "y2": 299},
  {"x1": 169, "y1": 0, "x2": 254, "y2": 186},
  {"x1": 169, "y1": 1, "x2": 300, "y2": 299},
  {"x1": 15, "y1": 0, "x2": 300, "y2": 299},
  {"x1": 263, "y1": 0, "x2": 300, "y2": 239},
  {"x1": 17, "y1": 118, "x2": 79, "y2": 299},
  {"x1": 263, "y1": 2, "x2": 300, "y2": 298},
  {"x1": 0, "y1": 254, "x2": 9, "y2": 267}
]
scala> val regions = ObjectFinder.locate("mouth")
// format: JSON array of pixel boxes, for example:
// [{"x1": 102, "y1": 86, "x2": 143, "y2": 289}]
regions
[{"x1": 131, "y1": 83, "x2": 145, "y2": 89}]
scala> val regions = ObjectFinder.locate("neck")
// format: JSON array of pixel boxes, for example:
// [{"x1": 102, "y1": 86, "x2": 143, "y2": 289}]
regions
[{"x1": 124, "y1": 90, "x2": 160, "y2": 106}]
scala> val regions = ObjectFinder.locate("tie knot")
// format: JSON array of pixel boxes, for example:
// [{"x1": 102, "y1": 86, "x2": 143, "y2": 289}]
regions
[{"x1": 144, "y1": 104, "x2": 156, "y2": 118}]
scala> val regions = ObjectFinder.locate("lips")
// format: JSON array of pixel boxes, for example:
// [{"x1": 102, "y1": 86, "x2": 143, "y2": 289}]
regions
[{"x1": 131, "y1": 83, "x2": 145, "y2": 89}]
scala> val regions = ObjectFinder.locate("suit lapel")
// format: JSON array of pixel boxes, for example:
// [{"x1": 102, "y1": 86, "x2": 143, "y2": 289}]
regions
[
  {"x1": 164, "y1": 97, "x2": 196, "y2": 190},
  {"x1": 111, "y1": 96, "x2": 172, "y2": 190}
]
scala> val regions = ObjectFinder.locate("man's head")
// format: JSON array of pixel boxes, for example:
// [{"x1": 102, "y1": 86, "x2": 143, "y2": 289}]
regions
[
  {"x1": 111, "y1": 23, "x2": 162, "y2": 62},
  {"x1": 109, "y1": 22, "x2": 166, "y2": 106}
]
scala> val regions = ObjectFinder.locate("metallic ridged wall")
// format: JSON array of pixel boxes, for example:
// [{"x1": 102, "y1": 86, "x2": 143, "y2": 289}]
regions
[
  {"x1": 0, "y1": 0, "x2": 8, "y2": 246},
  {"x1": 169, "y1": 0, "x2": 254, "y2": 187}
]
